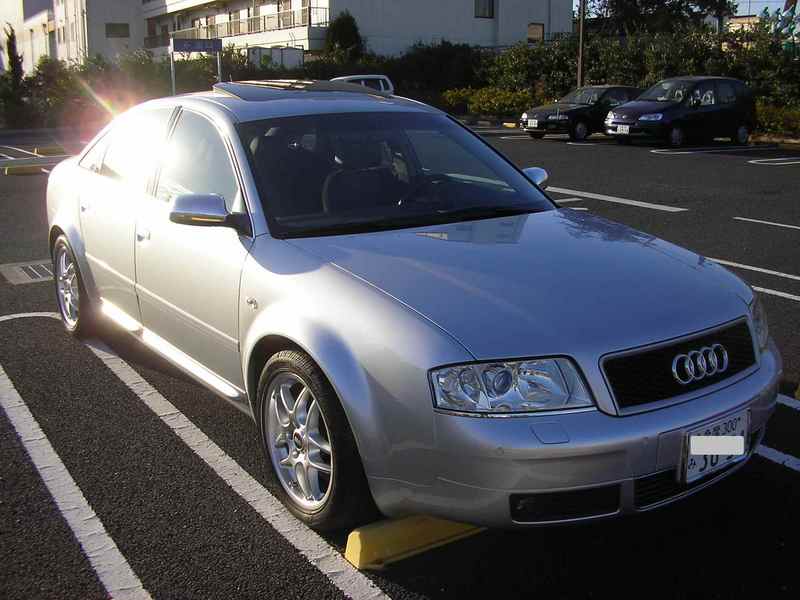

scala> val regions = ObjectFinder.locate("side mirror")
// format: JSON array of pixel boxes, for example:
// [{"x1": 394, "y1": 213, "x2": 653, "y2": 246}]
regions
[
  {"x1": 523, "y1": 167, "x2": 549, "y2": 190},
  {"x1": 169, "y1": 193, "x2": 251, "y2": 235}
]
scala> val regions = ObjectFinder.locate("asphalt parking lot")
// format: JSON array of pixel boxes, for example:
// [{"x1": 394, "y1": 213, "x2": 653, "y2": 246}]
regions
[{"x1": 1, "y1": 131, "x2": 799, "y2": 599}]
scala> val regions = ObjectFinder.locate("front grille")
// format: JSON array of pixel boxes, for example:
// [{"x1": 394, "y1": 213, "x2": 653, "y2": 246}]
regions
[
  {"x1": 510, "y1": 484, "x2": 620, "y2": 522},
  {"x1": 603, "y1": 320, "x2": 755, "y2": 410}
]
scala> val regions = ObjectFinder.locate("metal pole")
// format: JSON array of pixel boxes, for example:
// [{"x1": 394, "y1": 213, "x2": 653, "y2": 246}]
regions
[
  {"x1": 577, "y1": 0, "x2": 586, "y2": 88},
  {"x1": 170, "y1": 51, "x2": 176, "y2": 95},
  {"x1": 217, "y1": 49, "x2": 222, "y2": 82}
]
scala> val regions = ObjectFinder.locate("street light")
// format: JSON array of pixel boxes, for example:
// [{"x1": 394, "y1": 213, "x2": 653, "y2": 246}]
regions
[{"x1": 577, "y1": 0, "x2": 586, "y2": 88}]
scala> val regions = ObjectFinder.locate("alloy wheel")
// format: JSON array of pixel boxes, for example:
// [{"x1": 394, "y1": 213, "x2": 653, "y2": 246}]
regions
[
  {"x1": 736, "y1": 125, "x2": 749, "y2": 145},
  {"x1": 574, "y1": 121, "x2": 588, "y2": 141},
  {"x1": 55, "y1": 245, "x2": 80, "y2": 328},
  {"x1": 266, "y1": 373, "x2": 333, "y2": 511},
  {"x1": 669, "y1": 127, "x2": 684, "y2": 147}
]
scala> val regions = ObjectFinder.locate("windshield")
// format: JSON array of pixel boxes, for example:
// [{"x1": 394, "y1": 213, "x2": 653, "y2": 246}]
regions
[
  {"x1": 239, "y1": 112, "x2": 553, "y2": 238},
  {"x1": 559, "y1": 87, "x2": 604, "y2": 105},
  {"x1": 639, "y1": 80, "x2": 694, "y2": 103}
]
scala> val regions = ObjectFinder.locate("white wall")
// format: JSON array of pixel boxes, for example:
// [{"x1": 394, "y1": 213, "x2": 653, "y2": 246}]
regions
[
  {"x1": 86, "y1": 0, "x2": 145, "y2": 61},
  {"x1": 330, "y1": 0, "x2": 572, "y2": 56}
]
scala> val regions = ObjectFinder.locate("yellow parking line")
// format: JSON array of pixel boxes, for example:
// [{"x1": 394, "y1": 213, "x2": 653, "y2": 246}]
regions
[{"x1": 344, "y1": 516, "x2": 484, "y2": 570}]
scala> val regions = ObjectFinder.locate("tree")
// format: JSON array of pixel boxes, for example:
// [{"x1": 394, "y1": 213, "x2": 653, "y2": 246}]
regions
[
  {"x1": 4, "y1": 24, "x2": 23, "y2": 88},
  {"x1": 1, "y1": 24, "x2": 26, "y2": 124},
  {"x1": 589, "y1": 1, "x2": 737, "y2": 34},
  {"x1": 324, "y1": 11, "x2": 365, "y2": 60}
]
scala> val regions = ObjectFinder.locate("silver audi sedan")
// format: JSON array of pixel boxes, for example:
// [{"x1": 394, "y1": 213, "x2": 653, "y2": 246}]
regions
[{"x1": 47, "y1": 80, "x2": 782, "y2": 530}]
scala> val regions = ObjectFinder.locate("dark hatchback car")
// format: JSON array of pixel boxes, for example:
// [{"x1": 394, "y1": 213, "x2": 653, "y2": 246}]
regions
[
  {"x1": 605, "y1": 76, "x2": 756, "y2": 146},
  {"x1": 520, "y1": 85, "x2": 641, "y2": 141}
]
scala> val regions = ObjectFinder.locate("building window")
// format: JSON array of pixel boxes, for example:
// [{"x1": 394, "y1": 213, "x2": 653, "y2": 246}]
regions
[
  {"x1": 105, "y1": 23, "x2": 130, "y2": 38},
  {"x1": 475, "y1": 0, "x2": 494, "y2": 19},
  {"x1": 527, "y1": 22, "x2": 544, "y2": 43}
]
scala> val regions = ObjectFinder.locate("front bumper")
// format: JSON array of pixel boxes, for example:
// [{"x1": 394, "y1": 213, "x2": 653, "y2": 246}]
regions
[
  {"x1": 520, "y1": 119, "x2": 570, "y2": 134},
  {"x1": 369, "y1": 340, "x2": 781, "y2": 528},
  {"x1": 606, "y1": 120, "x2": 668, "y2": 138}
]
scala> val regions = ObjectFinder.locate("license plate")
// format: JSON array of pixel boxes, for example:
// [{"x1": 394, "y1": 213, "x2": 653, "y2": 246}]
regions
[
  {"x1": 528, "y1": 119, "x2": 538, "y2": 129},
  {"x1": 684, "y1": 411, "x2": 749, "y2": 484},
  {"x1": 617, "y1": 124, "x2": 630, "y2": 135}
]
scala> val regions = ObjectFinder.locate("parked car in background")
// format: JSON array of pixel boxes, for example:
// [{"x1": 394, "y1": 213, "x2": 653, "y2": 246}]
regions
[
  {"x1": 521, "y1": 85, "x2": 641, "y2": 141},
  {"x1": 605, "y1": 76, "x2": 756, "y2": 147},
  {"x1": 331, "y1": 74, "x2": 395, "y2": 94},
  {"x1": 47, "y1": 80, "x2": 780, "y2": 531}
]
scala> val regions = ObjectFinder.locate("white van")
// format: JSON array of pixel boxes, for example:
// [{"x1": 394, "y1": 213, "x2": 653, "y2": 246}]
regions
[{"x1": 330, "y1": 74, "x2": 395, "y2": 95}]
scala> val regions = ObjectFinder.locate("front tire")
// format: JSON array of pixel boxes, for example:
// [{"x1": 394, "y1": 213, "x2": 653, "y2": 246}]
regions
[
  {"x1": 257, "y1": 350, "x2": 377, "y2": 531},
  {"x1": 569, "y1": 120, "x2": 589, "y2": 142},
  {"x1": 52, "y1": 235, "x2": 96, "y2": 337},
  {"x1": 667, "y1": 126, "x2": 685, "y2": 147}
]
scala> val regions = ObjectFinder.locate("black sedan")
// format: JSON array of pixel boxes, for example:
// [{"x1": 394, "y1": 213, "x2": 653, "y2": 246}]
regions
[
  {"x1": 605, "y1": 76, "x2": 756, "y2": 147},
  {"x1": 520, "y1": 85, "x2": 641, "y2": 141}
]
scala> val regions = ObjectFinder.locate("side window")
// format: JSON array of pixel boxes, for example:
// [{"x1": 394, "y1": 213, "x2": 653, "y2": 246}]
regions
[
  {"x1": 362, "y1": 79, "x2": 382, "y2": 91},
  {"x1": 692, "y1": 82, "x2": 716, "y2": 107},
  {"x1": 718, "y1": 81, "x2": 736, "y2": 105},
  {"x1": 79, "y1": 133, "x2": 109, "y2": 172},
  {"x1": 101, "y1": 108, "x2": 173, "y2": 190},
  {"x1": 604, "y1": 89, "x2": 628, "y2": 107},
  {"x1": 156, "y1": 110, "x2": 242, "y2": 213}
]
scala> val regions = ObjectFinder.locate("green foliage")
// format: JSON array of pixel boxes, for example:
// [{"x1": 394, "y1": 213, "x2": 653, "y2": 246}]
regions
[
  {"x1": 1, "y1": 24, "x2": 26, "y2": 125},
  {"x1": 465, "y1": 87, "x2": 535, "y2": 117},
  {"x1": 757, "y1": 102, "x2": 800, "y2": 137},
  {"x1": 325, "y1": 11, "x2": 364, "y2": 61},
  {"x1": 441, "y1": 88, "x2": 476, "y2": 113}
]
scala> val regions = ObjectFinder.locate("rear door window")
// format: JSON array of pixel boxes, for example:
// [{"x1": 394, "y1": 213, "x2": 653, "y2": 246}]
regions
[
  {"x1": 101, "y1": 108, "x2": 174, "y2": 190},
  {"x1": 692, "y1": 81, "x2": 716, "y2": 107},
  {"x1": 604, "y1": 89, "x2": 628, "y2": 106},
  {"x1": 79, "y1": 133, "x2": 109, "y2": 172},
  {"x1": 718, "y1": 81, "x2": 737, "y2": 105},
  {"x1": 362, "y1": 79, "x2": 382, "y2": 91}
]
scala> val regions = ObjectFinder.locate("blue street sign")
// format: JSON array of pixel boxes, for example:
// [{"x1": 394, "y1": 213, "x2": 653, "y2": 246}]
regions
[{"x1": 171, "y1": 38, "x2": 223, "y2": 53}]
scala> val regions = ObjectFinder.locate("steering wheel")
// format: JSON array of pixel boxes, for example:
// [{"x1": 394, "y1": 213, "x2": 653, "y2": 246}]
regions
[{"x1": 397, "y1": 173, "x2": 453, "y2": 207}]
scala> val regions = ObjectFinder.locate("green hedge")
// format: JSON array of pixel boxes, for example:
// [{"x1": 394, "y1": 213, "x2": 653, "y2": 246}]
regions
[
  {"x1": 442, "y1": 87, "x2": 534, "y2": 117},
  {"x1": 757, "y1": 102, "x2": 800, "y2": 138}
]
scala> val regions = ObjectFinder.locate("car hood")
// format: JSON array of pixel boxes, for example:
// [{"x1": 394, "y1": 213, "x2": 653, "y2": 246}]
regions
[
  {"x1": 288, "y1": 210, "x2": 752, "y2": 360},
  {"x1": 527, "y1": 103, "x2": 587, "y2": 117},
  {"x1": 613, "y1": 100, "x2": 677, "y2": 119}
]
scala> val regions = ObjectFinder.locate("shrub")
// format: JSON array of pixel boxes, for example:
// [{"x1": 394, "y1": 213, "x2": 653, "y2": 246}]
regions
[
  {"x1": 325, "y1": 11, "x2": 364, "y2": 60},
  {"x1": 756, "y1": 102, "x2": 800, "y2": 138},
  {"x1": 466, "y1": 87, "x2": 534, "y2": 117},
  {"x1": 440, "y1": 87, "x2": 475, "y2": 113}
]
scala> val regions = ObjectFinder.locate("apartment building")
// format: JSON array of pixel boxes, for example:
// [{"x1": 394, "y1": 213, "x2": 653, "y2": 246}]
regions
[
  {"x1": 143, "y1": 0, "x2": 572, "y2": 57},
  {"x1": 1, "y1": 0, "x2": 144, "y2": 74}
]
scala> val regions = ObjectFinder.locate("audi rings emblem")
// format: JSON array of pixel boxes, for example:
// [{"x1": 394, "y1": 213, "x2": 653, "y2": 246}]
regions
[{"x1": 671, "y1": 344, "x2": 729, "y2": 385}]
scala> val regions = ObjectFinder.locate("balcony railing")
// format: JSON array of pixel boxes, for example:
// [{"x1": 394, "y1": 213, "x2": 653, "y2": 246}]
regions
[{"x1": 146, "y1": 7, "x2": 328, "y2": 48}]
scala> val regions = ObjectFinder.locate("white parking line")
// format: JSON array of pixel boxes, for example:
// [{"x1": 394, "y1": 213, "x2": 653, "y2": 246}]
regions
[
  {"x1": 733, "y1": 216, "x2": 800, "y2": 232},
  {"x1": 753, "y1": 287, "x2": 800, "y2": 303},
  {"x1": 651, "y1": 144, "x2": 777, "y2": 155},
  {"x1": 567, "y1": 207, "x2": 589, "y2": 211},
  {"x1": 710, "y1": 258, "x2": 800, "y2": 282},
  {"x1": 553, "y1": 197, "x2": 584, "y2": 204},
  {"x1": 748, "y1": 157, "x2": 800, "y2": 166},
  {"x1": 86, "y1": 341, "x2": 389, "y2": 600},
  {"x1": 778, "y1": 394, "x2": 800, "y2": 411},
  {"x1": 0, "y1": 363, "x2": 152, "y2": 600},
  {"x1": 755, "y1": 445, "x2": 800, "y2": 473},
  {"x1": 547, "y1": 186, "x2": 688, "y2": 212}
]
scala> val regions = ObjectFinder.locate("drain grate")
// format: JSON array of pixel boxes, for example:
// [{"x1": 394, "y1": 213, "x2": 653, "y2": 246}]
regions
[{"x1": 0, "y1": 259, "x2": 53, "y2": 285}]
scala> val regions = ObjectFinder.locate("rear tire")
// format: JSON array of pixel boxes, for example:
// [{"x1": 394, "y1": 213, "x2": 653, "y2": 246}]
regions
[
  {"x1": 52, "y1": 235, "x2": 96, "y2": 338},
  {"x1": 528, "y1": 132, "x2": 545, "y2": 139},
  {"x1": 257, "y1": 350, "x2": 378, "y2": 531},
  {"x1": 732, "y1": 124, "x2": 750, "y2": 145}
]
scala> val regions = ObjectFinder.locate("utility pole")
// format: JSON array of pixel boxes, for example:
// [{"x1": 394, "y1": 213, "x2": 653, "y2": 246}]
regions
[{"x1": 577, "y1": 0, "x2": 586, "y2": 88}]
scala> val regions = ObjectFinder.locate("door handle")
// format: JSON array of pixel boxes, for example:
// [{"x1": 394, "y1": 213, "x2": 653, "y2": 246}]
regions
[
  {"x1": 136, "y1": 229, "x2": 151, "y2": 242},
  {"x1": 79, "y1": 200, "x2": 90, "y2": 212}
]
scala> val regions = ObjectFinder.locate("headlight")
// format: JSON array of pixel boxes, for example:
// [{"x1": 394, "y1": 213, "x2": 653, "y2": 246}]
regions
[
  {"x1": 431, "y1": 358, "x2": 594, "y2": 414},
  {"x1": 749, "y1": 293, "x2": 769, "y2": 350},
  {"x1": 639, "y1": 113, "x2": 663, "y2": 121},
  {"x1": 521, "y1": 112, "x2": 528, "y2": 121},
  {"x1": 548, "y1": 114, "x2": 569, "y2": 121},
  {"x1": 605, "y1": 112, "x2": 615, "y2": 123}
]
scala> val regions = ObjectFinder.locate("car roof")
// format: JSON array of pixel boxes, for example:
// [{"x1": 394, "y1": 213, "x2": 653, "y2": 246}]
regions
[
  {"x1": 137, "y1": 80, "x2": 434, "y2": 124},
  {"x1": 331, "y1": 74, "x2": 389, "y2": 80},
  {"x1": 660, "y1": 76, "x2": 743, "y2": 83}
]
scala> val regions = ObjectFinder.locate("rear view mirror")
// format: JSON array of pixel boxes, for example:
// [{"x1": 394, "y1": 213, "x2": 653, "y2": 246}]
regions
[
  {"x1": 170, "y1": 194, "x2": 229, "y2": 226},
  {"x1": 523, "y1": 167, "x2": 549, "y2": 189}
]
